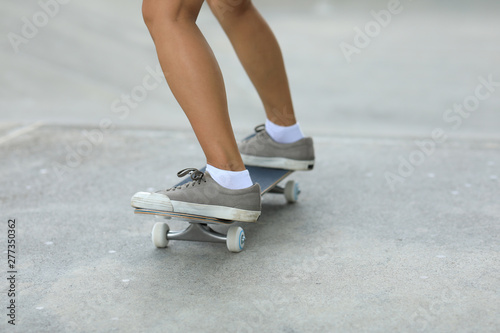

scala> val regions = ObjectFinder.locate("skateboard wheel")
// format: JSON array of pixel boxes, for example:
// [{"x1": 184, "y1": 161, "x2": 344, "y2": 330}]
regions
[
  {"x1": 226, "y1": 226, "x2": 245, "y2": 253},
  {"x1": 284, "y1": 180, "x2": 300, "y2": 203},
  {"x1": 152, "y1": 222, "x2": 169, "y2": 248}
]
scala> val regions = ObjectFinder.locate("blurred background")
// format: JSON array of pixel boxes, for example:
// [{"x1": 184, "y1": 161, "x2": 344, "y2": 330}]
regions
[
  {"x1": 1, "y1": 2, "x2": 499, "y2": 331},
  {"x1": 2, "y1": 0, "x2": 500, "y2": 137}
]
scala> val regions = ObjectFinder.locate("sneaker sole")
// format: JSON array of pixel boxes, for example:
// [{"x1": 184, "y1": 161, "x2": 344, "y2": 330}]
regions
[
  {"x1": 131, "y1": 192, "x2": 261, "y2": 222},
  {"x1": 241, "y1": 154, "x2": 314, "y2": 171}
]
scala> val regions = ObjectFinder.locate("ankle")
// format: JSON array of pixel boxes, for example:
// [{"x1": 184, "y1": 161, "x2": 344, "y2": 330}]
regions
[
  {"x1": 206, "y1": 160, "x2": 246, "y2": 172},
  {"x1": 206, "y1": 164, "x2": 253, "y2": 190},
  {"x1": 266, "y1": 106, "x2": 297, "y2": 127},
  {"x1": 265, "y1": 119, "x2": 305, "y2": 144}
]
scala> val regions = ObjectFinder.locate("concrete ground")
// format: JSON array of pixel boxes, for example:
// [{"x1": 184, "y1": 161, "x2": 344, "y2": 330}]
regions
[{"x1": 1, "y1": 0, "x2": 499, "y2": 332}]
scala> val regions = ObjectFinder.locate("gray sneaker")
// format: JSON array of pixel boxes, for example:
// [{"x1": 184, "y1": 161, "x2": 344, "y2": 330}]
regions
[
  {"x1": 239, "y1": 125, "x2": 315, "y2": 170},
  {"x1": 131, "y1": 168, "x2": 261, "y2": 222}
]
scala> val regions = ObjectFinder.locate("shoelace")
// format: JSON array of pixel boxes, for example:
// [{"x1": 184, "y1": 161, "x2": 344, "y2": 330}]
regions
[
  {"x1": 242, "y1": 124, "x2": 266, "y2": 142},
  {"x1": 254, "y1": 124, "x2": 265, "y2": 133},
  {"x1": 166, "y1": 168, "x2": 206, "y2": 191}
]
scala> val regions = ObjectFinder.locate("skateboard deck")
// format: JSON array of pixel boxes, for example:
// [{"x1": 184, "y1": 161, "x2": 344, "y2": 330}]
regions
[{"x1": 134, "y1": 166, "x2": 301, "y2": 252}]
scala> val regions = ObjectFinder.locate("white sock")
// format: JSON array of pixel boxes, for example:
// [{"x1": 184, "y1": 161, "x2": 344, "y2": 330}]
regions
[
  {"x1": 206, "y1": 164, "x2": 253, "y2": 190},
  {"x1": 265, "y1": 119, "x2": 305, "y2": 144}
]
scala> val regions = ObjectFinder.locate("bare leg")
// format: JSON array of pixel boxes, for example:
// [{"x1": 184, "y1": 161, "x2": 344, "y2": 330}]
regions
[
  {"x1": 142, "y1": 0, "x2": 244, "y2": 171},
  {"x1": 207, "y1": 0, "x2": 297, "y2": 126}
]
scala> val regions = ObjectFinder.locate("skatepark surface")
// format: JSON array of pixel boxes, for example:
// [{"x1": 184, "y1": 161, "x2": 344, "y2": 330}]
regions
[{"x1": 1, "y1": 0, "x2": 499, "y2": 332}]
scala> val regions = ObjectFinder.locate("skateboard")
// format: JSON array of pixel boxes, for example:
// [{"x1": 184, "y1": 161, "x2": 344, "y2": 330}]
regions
[{"x1": 134, "y1": 165, "x2": 301, "y2": 253}]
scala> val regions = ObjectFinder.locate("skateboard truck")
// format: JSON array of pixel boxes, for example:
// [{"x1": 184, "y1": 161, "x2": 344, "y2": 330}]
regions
[
  {"x1": 270, "y1": 180, "x2": 301, "y2": 200},
  {"x1": 151, "y1": 220, "x2": 245, "y2": 253},
  {"x1": 168, "y1": 222, "x2": 227, "y2": 243}
]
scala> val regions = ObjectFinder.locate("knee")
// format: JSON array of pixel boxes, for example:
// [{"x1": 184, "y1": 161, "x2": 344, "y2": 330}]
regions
[
  {"x1": 142, "y1": 0, "x2": 162, "y2": 30},
  {"x1": 207, "y1": 0, "x2": 252, "y2": 18},
  {"x1": 142, "y1": 0, "x2": 201, "y2": 31}
]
